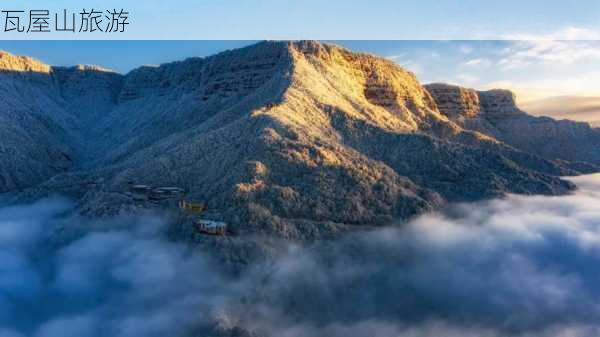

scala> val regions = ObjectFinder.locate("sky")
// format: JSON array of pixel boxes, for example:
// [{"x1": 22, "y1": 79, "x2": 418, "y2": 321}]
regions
[
  {"x1": 340, "y1": 40, "x2": 600, "y2": 102},
  {"x1": 2, "y1": 39, "x2": 600, "y2": 104}
]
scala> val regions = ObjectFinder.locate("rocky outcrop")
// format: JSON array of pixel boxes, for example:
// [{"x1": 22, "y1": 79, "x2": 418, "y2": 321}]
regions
[
  {"x1": 426, "y1": 83, "x2": 600, "y2": 169},
  {"x1": 0, "y1": 51, "x2": 51, "y2": 73},
  {"x1": 424, "y1": 83, "x2": 480, "y2": 118},
  {"x1": 478, "y1": 89, "x2": 524, "y2": 119},
  {"x1": 425, "y1": 83, "x2": 523, "y2": 119}
]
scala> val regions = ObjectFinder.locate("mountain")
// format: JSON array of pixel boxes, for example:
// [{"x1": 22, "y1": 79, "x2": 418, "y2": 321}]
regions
[
  {"x1": 0, "y1": 52, "x2": 73, "y2": 191},
  {"x1": 519, "y1": 95, "x2": 600, "y2": 127},
  {"x1": 1, "y1": 42, "x2": 599, "y2": 240},
  {"x1": 425, "y1": 83, "x2": 600, "y2": 171}
]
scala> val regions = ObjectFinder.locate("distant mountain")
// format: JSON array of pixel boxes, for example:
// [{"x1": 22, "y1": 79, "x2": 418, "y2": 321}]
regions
[
  {"x1": 519, "y1": 95, "x2": 600, "y2": 127},
  {"x1": 426, "y1": 83, "x2": 600, "y2": 171},
  {"x1": 1, "y1": 42, "x2": 599, "y2": 239}
]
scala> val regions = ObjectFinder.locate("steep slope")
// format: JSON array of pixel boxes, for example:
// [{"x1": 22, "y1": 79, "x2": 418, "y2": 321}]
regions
[
  {"x1": 92, "y1": 42, "x2": 293, "y2": 166},
  {"x1": 425, "y1": 83, "x2": 600, "y2": 169},
  {"x1": 52, "y1": 65, "x2": 123, "y2": 162},
  {"x1": 0, "y1": 53, "x2": 72, "y2": 192},
  {"x1": 0, "y1": 52, "x2": 123, "y2": 192}
]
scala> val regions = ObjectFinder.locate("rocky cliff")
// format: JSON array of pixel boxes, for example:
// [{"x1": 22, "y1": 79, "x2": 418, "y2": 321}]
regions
[
  {"x1": 426, "y1": 83, "x2": 600, "y2": 169},
  {"x1": 422, "y1": 83, "x2": 481, "y2": 118},
  {"x1": 1, "y1": 42, "x2": 599, "y2": 240}
]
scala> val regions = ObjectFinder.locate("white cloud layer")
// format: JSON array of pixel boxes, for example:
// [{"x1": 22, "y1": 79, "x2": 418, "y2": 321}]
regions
[
  {"x1": 220, "y1": 174, "x2": 600, "y2": 337},
  {"x1": 1, "y1": 174, "x2": 600, "y2": 337},
  {"x1": 463, "y1": 58, "x2": 490, "y2": 67},
  {"x1": 0, "y1": 201, "x2": 227, "y2": 337},
  {"x1": 498, "y1": 40, "x2": 600, "y2": 70},
  {"x1": 483, "y1": 70, "x2": 600, "y2": 102}
]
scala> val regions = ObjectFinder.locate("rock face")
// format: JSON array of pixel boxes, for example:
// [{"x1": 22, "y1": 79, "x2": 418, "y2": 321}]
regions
[
  {"x1": 479, "y1": 89, "x2": 521, "y2": 118},
  {"x1": 423, "y1": 83, "x2": 480, "y2": 118},
  {"x1": 426, "y1": 83, "x2": 600, "y2": 169},
  {"x1": 0, "y1": 51, "x2": 51, "y2": 72},
  {"x1": 1, "y1": 42, "x2": 599, "y2": 239}
]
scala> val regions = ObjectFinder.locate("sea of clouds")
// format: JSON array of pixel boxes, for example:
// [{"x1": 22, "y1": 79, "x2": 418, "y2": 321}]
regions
[{"x1": 1, "y1": 174, "x2": 600, "y2": 337}]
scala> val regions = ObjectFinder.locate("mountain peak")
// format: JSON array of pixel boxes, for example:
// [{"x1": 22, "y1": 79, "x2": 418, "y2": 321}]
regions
[
  {"x1": 479, "y1": 88, "x2": 517, "y2": 107},
  {"x1": 0, "y1": 51, "x2": 51, "y2": 73},
  {"x1": 424, "y1": 83, "x2": 481, "y2": 118},
  {"x1": 281, "y1": 40, "x2": 439, "y2": 132},
  {"x1": 425, "y1": 83, "x2": 522, "y2": 119}
]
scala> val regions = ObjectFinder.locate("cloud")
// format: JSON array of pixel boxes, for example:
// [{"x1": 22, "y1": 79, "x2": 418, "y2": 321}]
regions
[
  {"x1": 217, "y1": 174, "x2": 600, "y2": 337},
  {"x1": 2, "y1": 174, "x2": 600, "y2": 337},
  {"x1": 35, "y1": 316, "x2": 95, "y2": 337},
  {"x1": 459, "y1": 45, "x2": 474, "y2": 54},
  {"x1": 482, "y1": 72, "x2": 600, "y2": 102},
  {"x1": 498, "y1": 40, "x2": 600, "y2": 69},
  {"x1": 0, "y1": 199, "x2": 227, "y2": 337},
  {"x1": 454, "y1": 74, "x2": 480, "y2": 86},
  {"x1": 463, "y1": 58, "x2": 490, "y2": 67},
  {"x1": 427, "y1": 51, "x2": 441, "y2": 59},
  {"x1": 385, "y1": 53, "x2": 406, "y2": 61},
  {"x1": 519, "y1": 96, "x2": 600, "y2": 125},
  {"x1": 386, "y1": 54, "x2": 423, "y2": 75}
]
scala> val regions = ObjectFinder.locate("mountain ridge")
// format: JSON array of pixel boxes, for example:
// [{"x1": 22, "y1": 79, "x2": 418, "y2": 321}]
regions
[{"x1": 425, "y1": 83, "x2": 600, "y2": 169}]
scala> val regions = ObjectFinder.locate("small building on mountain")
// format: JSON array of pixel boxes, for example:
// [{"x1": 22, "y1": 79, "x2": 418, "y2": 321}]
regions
[{"x1": 194, "y1": 219, "x2": 227, "y2": 236}]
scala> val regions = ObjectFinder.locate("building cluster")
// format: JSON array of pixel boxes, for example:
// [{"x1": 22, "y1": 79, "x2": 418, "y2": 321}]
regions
[
  {"x1": 127, "y1": 183, "x2": 228, "y2": 236},
  {"x1": 128, "y1": 184, "x2": 184, "y2": 202}
]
